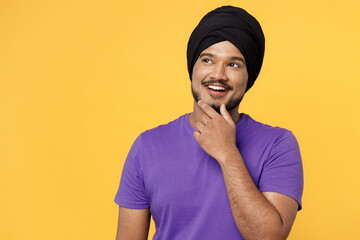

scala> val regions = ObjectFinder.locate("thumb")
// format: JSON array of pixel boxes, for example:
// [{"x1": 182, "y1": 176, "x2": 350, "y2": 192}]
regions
[{"x1": 220, "y1": 104, "x2": 235, "y2": 126}]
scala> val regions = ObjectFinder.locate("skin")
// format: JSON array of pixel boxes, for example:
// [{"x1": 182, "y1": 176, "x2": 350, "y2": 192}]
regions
[
  {"x1": 116, "y1": 206, "x2": 150, "y2": 240},
  {"x1": 116, "y1": 41, "x2": 299, "y2": 239}
]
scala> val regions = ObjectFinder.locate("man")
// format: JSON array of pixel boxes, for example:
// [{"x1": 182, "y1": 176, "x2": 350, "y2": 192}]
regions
[{"x1": 115, "y1": 6, "x2": 303, "y2": 240}]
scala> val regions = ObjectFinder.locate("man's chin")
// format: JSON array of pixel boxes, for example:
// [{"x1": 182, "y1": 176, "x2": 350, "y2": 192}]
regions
[{"x1": 209, "y1": 103, "x2": 221, "y2": 114}]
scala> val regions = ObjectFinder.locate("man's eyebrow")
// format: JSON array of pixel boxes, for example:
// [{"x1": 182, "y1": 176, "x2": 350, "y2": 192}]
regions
[
  {"x1": 199, "y1": 53, "x2": 213, "y2": 58},
  {"x1": 230, "y1": 56, "x2": 245, "y2": 63},
  {"x1": 199, "y1": 53, "x2": 245, "y2": 63}
]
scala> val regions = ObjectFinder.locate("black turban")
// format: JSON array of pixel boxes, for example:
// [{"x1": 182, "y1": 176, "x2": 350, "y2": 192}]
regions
[{"x1": 187, "y1": 6, "x2": 265, "y2": 92}]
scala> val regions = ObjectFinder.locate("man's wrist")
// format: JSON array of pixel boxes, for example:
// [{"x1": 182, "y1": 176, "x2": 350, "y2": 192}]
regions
[{"x1": 217, "y1": 145, "x2": 241, "y2": 166}]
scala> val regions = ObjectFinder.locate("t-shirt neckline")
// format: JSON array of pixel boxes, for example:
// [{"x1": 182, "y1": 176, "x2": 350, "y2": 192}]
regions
[{"x1": 183, "y1": 112, "x2": 248, "y2": 134}]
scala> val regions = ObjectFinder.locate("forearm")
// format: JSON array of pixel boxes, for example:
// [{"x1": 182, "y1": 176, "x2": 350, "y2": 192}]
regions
[{"x1": 218, "y1": 148, "x2": 287, "y2": 240}]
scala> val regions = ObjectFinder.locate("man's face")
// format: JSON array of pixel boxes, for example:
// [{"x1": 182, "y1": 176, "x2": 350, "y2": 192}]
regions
[{"x1": 191, "y1": 41, "x2": 248, "y2": 113}]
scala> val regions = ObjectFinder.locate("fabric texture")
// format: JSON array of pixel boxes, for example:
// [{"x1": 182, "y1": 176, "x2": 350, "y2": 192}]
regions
[
  {"x1": 187, "y1": 6, "x2": 265, "y2": 92},
  {"x1": 115, "y1": 113, "x2": 303, "y2": 240}
]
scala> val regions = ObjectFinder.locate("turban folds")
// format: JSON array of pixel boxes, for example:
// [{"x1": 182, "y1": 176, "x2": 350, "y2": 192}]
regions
[{"x1": 187, "y1": 6, "x2": 265, "y2": 92}]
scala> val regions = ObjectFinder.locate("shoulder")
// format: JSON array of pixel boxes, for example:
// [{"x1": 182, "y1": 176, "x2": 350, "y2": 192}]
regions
[
  {"x1": 237, "y1": 114, "x2": 301, "y2": 161},
  {"x1": 239, "y1": 114, "x2": 296, "y2": 142},
  {"x1": 242, "y1": 115, "x2": 301, "y2": 162}
]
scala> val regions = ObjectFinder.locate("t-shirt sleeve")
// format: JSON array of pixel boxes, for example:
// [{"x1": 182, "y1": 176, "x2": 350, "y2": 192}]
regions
[
  {"x1": 114, "y1": 135, "x2": 150, "y2": 209},
  {"x1": 258, "y1": 130, "x2": 304, "y2": 210}
]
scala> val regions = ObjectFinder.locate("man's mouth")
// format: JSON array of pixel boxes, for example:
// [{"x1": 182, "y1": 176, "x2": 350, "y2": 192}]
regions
[
  {"x1": 207, "y1": 85, "x2": 227, "y2": 92},
  {"x1": 203, "y1": 82, "x2": 231, "y2": 97},
  {"x1": 202, "y1": 80, "x2": 232, "y2": 90}
]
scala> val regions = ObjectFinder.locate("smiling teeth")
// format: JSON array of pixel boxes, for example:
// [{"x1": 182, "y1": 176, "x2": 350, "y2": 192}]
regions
[{"x1": 208, "y1": 85, "x2": 226, "y2": 91}]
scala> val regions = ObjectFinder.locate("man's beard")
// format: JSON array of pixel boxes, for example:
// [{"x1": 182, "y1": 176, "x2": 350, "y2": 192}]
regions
[{"x1": 191, "y1": 86, "x2": 243, "y2": 114}]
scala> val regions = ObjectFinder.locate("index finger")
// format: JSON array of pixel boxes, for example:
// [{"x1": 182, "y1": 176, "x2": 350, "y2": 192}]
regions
[{"x1": 197, "y1": 100, "x2": 220, "y2": 119}]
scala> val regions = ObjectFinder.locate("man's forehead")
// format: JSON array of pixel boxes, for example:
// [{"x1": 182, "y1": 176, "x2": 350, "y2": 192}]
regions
[{"x1": 199, "y1": 41, "x2": 245, "y2": 62}]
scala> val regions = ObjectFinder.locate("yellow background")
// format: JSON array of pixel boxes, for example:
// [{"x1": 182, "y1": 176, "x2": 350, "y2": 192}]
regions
[{"x1": 1, "y1": 0, "x2": 359, "y2": 239}]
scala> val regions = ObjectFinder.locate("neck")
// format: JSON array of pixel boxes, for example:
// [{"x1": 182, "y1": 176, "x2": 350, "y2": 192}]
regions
[{"x1": 189, "y1": 101, "x2": 241, "y2": 129}]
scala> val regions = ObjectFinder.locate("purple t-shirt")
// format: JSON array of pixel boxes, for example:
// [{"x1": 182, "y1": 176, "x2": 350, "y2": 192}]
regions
[{"x1": 115, "y1": 113, "x2": 303, "y2": 240}]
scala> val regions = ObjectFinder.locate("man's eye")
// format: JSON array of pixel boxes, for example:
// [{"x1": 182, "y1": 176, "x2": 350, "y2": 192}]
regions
[
  {"x1": 229, "y1": 63, "x2": 240, "y2": 68},
  {"x1": 203, "y1": 59, "x2": 212, "y2": 63}
]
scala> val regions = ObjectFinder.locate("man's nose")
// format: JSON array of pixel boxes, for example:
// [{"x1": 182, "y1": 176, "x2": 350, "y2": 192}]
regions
[{"x1": 210, "y1": 63, "x2": 228, "y2": 81}]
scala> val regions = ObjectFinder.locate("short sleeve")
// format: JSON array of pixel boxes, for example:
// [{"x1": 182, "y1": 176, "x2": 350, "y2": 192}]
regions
[
  {"x1": 114, "y1": 135, "x2": 150, "y2": 209},
  {"x1": 259, "y1": 130, "x2": 304, "y2": 210}
]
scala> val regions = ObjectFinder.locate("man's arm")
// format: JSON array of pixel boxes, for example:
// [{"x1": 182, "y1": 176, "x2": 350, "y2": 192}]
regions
[
  {"x1": 219, "y1": 148, "x2": 298, "y2": 240},
  {"x1": 116, "y1": 206, "x2": 150, "y2": 240},
  {"x1": 194, "y1": 101, "x2": 299, "y2": 240}
]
